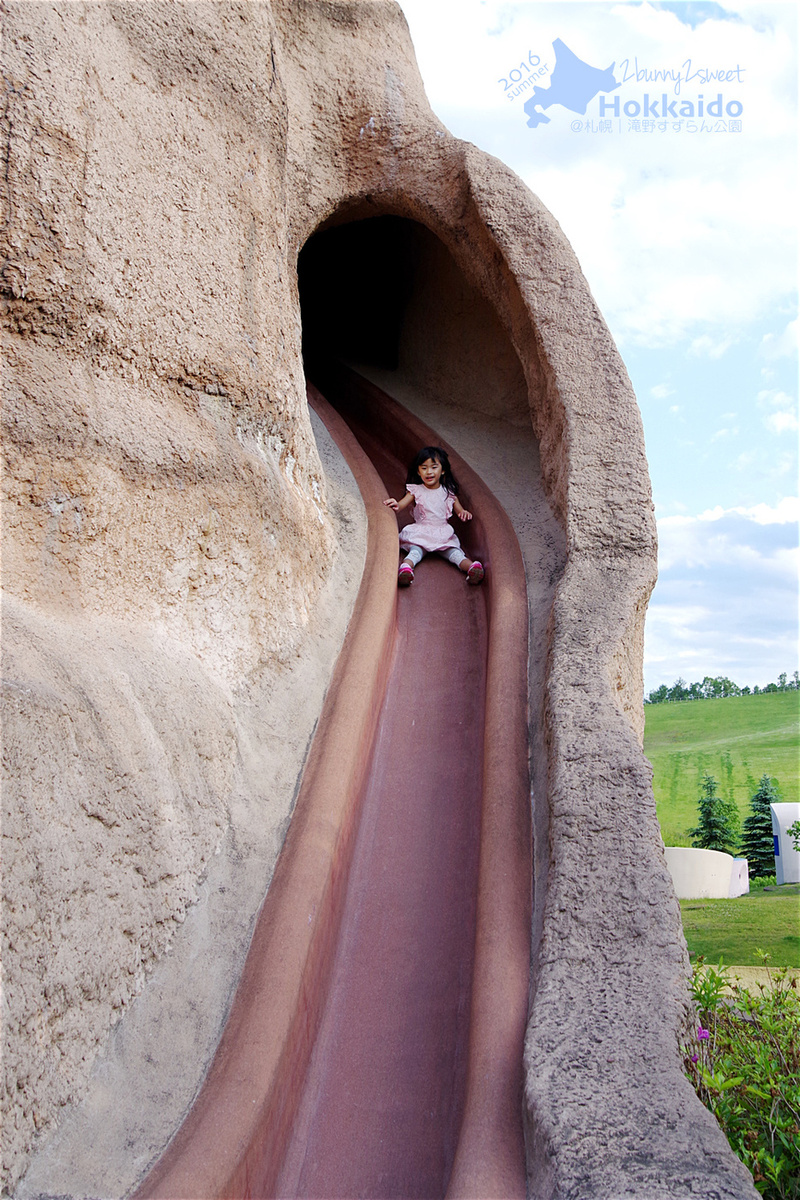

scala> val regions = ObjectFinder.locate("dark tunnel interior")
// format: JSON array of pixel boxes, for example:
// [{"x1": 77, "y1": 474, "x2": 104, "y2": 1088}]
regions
[
  {"x1": 298, "y1": 212, "x2": 534, "y2": 432},
  {"x1": 298, "y1": 215, "x2": 416, "y2": 370}
]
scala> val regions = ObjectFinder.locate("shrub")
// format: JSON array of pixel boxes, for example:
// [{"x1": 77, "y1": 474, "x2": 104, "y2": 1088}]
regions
[
  {"x1": 684, "y1": 955, "x2": 800, "y2": 1199},
  {"x1": 788, "y1": 820, "x2": 800, "y2": 853}
]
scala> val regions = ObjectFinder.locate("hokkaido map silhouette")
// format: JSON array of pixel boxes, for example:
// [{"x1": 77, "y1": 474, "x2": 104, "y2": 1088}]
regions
[{"x1": 524, "y1": 38, "x2": 620, "y2": 127}]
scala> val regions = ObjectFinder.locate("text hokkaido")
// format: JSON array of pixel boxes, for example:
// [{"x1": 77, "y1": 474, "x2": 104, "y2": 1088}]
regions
[{"x1": 599, "y1": 92, "x2": 743, "y2": 119}]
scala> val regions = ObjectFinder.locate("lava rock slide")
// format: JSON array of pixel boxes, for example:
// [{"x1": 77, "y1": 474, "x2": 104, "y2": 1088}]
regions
[{"x1": 135, "y1": 366, "x2": 531, "y2": 1200}]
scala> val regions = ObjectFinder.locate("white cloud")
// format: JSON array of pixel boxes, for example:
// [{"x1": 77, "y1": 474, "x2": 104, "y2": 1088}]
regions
[
  {"x1": 689, "y1": 334, "x2": 738, "y2": 359},
  {"x1": 757, "y1": 388, "x2": 798, "y2": 433},
  {"x1": 760, "y1": 318, "x2": 798, "y2": 361},
  {"x1": 659, "y1": 494, "x2": 799, "y2": 538},
  {"x1": 536, "y1": 163, "x2": 798, "y2": 346},
  {"x1": 399, "y1": 0, "x2": 798, "y2": 348},
  {"x1": 651, "y1": 382, "x2": 675, "y2": 398},
  {"x1": 645, "y1": 497, "x2": 799, "y2": 688},
  {"x1": 776, "y1": 451, "x2": 798, "y2": 477},
  {"x1": 710, "y1": 425, "x2": 739, "y2": 441},
  {"x1": 731, "y1": 443, "x2": 799, "y2": 478},
  {"x1": 765, "y1": 410, "x2": 799, "y2": 434},
  {"x1": 758, "y1": 389, "x2": 795, "y2": 409},
  {"x1": 733, "y1": 497, "x2": 800, "y2": 523}
]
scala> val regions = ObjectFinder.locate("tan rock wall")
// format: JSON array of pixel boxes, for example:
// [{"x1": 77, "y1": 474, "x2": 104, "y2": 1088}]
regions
[
  {"x1": 1, "y1": 2, "x2": 336, "y2": 1190},
  {"x1": 10, "y1": 411, "x2": 368, "y2": 1200},
  {"x1": 2, "y1": 599, "x2": 234, "y2": 1157},
  {"x1": 2, "y1": 1, "x2": 330, "y2": 679}
]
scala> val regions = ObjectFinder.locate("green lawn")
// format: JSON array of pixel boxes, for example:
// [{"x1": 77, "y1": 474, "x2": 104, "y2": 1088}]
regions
[
  {"x1": 680, "y1": 885, "x2": 800, "y2": 968},
  {"x1": 644, "y1": 690, "x2": 799, "y2": 847}
]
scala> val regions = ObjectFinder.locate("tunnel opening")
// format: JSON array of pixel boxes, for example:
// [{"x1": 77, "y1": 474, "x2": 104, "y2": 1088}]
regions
[
  {"x1": 299, "y1": 214, "x2": 415, "y2": 370},
  {"x1": 298, "y1": 212, "x2": 533, "y2": 430}
]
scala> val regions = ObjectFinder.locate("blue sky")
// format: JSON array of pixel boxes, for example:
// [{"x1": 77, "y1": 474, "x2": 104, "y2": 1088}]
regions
[{"x1": 396, "y1": 0, "x2": 798, "y2": 692}]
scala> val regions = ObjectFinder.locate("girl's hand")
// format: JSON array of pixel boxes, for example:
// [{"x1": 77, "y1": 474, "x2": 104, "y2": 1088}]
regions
[
  {"x1": 386, "y1": 492, "x2": 414, "y2": 512},
  {"x1": 457, "y1": 508, "x2": 473, "y2": 521}
]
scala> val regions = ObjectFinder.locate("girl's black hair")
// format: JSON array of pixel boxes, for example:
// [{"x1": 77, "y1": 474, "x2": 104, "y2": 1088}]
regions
[{"x1": 406, "y1": 446, "x2": 460, "y2": 497}]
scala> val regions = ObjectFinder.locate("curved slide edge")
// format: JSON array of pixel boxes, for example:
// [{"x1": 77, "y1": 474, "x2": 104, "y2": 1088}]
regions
[{"x1": 134, "y1": 371, "x2": 531, "y2": 1199}]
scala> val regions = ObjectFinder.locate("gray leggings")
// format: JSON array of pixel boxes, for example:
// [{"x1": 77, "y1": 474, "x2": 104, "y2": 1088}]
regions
[{"x1": 402, "y1": 543, "x2": 466, "y2": 568}]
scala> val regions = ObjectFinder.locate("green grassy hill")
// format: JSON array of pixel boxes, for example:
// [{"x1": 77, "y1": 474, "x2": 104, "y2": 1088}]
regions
[{"x1": 644, "y1": 690, "x2": 799, "y2": 847}]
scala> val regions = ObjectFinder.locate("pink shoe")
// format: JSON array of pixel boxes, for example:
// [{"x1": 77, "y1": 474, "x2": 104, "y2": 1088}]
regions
[
  {"x1": 398, "y1": 564, "x2": 414, "y2": 586},
  {"x1": 466, "y1": 561, "x2": 484, "y2": 585}
]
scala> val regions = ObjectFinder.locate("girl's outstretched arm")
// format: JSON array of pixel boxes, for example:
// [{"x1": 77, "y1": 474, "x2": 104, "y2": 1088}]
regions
[
  {"x1": 453, "y1": 497, "x2": 473, "y2": 521},
  {"x1": 384, "y1": 493, "x2": 415, "y2": 512}
]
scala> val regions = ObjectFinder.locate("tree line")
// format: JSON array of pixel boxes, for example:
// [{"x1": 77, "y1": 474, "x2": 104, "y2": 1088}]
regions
[{"x1": 647, "y1": 671, "x2": 799, "y2": 706}]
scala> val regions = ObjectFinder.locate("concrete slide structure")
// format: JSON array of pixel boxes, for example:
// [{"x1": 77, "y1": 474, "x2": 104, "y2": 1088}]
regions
[
  {"x1": 3, "y1": 5, "x2": 762, "y2": 1196},
  {"x1": 135, "y1": 365, "x2": 531, "y2": 1198}
]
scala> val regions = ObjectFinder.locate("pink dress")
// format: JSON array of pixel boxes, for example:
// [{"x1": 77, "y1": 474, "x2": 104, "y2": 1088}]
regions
[{"x1": 399, "y1": 484, "x2": 461, "y2": 552}]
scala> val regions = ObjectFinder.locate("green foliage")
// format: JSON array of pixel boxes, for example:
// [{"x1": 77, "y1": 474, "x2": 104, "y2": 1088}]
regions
[
  {"x1": 684, "y1": 955, "x2": 800, "y2": 1199},
  {"x1": 647, "y1": 669, "x2": 799, "y2": 705},
  {"x1": 749, "y1": 874, "x2": 778, "y2": 891},
  {"x1": 644, "y1": 690, "x2": 799, "y2": 846},
  {"x1": 788, "y1": 821, "x2": 800, "y2": 854},
  {"x1": 691, "y1": 774, "x2": 740, "y2": 855},
  {"x1": 741, "y1": 776, "x2": 782, "y2": 878},
  {"x1": 680, "y1": 886, "x2": 800, "y2": 968}
]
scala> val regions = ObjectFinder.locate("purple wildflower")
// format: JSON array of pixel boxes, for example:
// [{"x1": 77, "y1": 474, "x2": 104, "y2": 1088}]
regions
[
  {"x1": 698, "y1": 1027, "x2": 710, "y2": 1040},
  {"x1": 690, "y1": 1054, "x2": 699, "y2": 1063}
]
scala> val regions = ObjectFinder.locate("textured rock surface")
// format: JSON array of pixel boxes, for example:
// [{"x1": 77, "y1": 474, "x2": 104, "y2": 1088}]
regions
[
  {"x1": 2, "y1": 2, "x2": 336, "y2": 1189},
  {"x1": 2, "y1": 2, "x2": 757, "y2": 1198},
  {"x1": 11, "y1": 412, "x2": 367, "y2": 1200}
]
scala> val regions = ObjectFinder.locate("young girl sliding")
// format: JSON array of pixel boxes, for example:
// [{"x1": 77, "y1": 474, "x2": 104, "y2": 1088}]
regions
[{"x1": 383, "y1": 446, "x2": 485, "y2": 587}]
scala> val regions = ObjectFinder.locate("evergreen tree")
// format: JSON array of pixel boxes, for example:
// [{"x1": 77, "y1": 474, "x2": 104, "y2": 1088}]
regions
[
  {"x1": 740, "y1": 775, "x2": 780, "y2": 877},
  {"x1": 689, "y1": 774, "x2": 739, "y2": 855}
]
